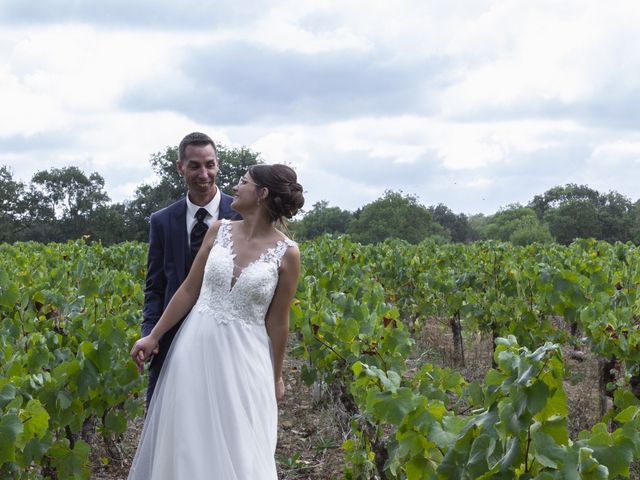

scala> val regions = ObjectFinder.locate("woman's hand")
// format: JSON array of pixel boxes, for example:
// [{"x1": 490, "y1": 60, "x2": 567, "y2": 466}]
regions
[
  {"x1": 130, "y1": 336, "x2": 160, "y2": 374},
  {"x1": 275, "y1": 377, "x2": 285, "y2": 402}
]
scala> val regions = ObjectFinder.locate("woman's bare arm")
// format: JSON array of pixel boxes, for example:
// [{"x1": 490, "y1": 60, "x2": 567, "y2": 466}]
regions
[
  {"x1": 264, "y1": 244, "x2": 301, "y2": 400},
  {"x1": 130, "y1": 221, "x2": 222, "y2": 372}
]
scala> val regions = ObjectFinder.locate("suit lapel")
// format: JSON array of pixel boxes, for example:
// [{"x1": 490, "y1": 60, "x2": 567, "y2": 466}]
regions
[
  {"x1": 218, "y1": 194, "x2": 228, "y2": 219},
  {"x1": 171, "y1": 199, "x2": 188, "y2": 282},
  {"x1": 218, "y1": 193, "x2": 238, "y2": 219}
]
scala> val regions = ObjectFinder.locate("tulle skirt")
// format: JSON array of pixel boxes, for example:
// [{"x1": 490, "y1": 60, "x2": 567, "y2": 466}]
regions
[{"x1": 128, "y1": 309, "x2": 278, "y2": 480}]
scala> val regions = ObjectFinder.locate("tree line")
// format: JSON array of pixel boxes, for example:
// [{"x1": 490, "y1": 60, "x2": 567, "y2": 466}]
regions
[
  {"x1": 0, "y1": 145, "x2": 260, "y2": 245},
  {"x1": 1, "y1": 145, "x2": 638, "y2": 246},
  {"x1": 294, "y1": 186, "x2": 640, "y2": 245}
]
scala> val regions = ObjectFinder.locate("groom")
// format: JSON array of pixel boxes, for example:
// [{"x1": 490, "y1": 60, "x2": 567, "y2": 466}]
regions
[{"x1": 141, "y1": 132, "x2": 240, "y2": 408}]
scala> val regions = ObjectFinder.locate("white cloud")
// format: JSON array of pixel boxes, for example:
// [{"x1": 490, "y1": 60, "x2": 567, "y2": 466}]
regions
[
  {"x1": 440, "y1": 1, "x2": 640, "y2": 119},
  {"x1": 247, "y1": 5, "x2": 371, "y2": 54},
  {"x1": 465, "y1": 177, "x2": 493, "y2": 189},
  {"x1": 0, "y1": 0, "x2": 639, "y2": 216},
  {"x1": 0, "y1": 69, "x2": 67, "y2": 136},
  {"x1": 588, "y1": 141, "x2": 640, "y2": 167},
  {"x1": 8, "y1": 26, "x2": 177, "y2": 108},
  {"x1": 0, "y1": 24, "x2": 196, "y2": 140}
]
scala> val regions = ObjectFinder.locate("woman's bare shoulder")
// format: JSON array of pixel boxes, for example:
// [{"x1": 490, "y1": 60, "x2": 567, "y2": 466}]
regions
[{"x1": 280, "y1": 242, "x2": 300, "y2": 269}]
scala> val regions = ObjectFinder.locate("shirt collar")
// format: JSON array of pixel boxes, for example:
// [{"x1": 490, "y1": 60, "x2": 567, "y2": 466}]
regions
[{"x1": 186, "y1": 189, "x2": 221, "y2": 220}]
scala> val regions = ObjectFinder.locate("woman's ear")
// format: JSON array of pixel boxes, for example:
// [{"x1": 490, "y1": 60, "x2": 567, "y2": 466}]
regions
[{"x1": 259, "y1": 187, "x2": 269, "y2": 201}]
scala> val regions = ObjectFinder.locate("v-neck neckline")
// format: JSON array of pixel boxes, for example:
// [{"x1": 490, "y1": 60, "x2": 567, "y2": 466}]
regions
[{"x1": 226, "y1": 222, "x2": 284, "y2": 292}]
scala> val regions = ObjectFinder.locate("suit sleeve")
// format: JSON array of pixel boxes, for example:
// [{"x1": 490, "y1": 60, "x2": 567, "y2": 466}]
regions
[{"x1": 142, "y1": 213, "x2": 166, "y2": 337}]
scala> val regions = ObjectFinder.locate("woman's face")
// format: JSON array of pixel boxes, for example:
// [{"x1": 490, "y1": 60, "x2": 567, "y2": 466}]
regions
[{"x1": 231, "y1": 172, "x2": 261, "y2": 211}]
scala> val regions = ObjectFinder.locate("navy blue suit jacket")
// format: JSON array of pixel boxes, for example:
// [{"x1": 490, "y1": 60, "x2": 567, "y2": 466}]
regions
[{"x1": 142, "y1": 192, "x2": 239, "y2": 405}]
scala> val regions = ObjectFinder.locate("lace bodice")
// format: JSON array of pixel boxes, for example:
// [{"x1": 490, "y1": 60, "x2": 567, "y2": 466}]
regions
[{"x1": 193, "y1": 220, "x2": 296, "y2": 326}]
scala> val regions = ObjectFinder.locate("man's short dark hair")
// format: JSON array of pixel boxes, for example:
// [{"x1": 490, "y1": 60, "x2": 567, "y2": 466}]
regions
[{"x1": 178, "y1": 132, "x2": 217, "y2": 162}]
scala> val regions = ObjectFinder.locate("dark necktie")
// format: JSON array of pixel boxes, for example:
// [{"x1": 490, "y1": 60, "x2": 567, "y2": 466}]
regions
[{"x1": 190, "y1": 208, "x2": 209, "y2": 260}]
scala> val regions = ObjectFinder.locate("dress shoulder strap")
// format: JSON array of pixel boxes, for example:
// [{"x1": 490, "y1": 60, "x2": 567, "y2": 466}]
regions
[
  {"x1": 264, "y1": 237, "x2": 296, "y2": 268},
  {"x1": 214, "y1": 219, "x2": 233, "y2": 249}
]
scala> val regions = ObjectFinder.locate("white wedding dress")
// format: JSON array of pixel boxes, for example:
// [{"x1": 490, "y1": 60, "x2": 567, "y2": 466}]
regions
[{"x1": 129, "y1": 220, "x2": 295, "y2": 480}]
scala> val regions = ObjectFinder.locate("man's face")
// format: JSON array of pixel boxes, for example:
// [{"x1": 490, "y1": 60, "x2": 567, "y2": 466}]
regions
[{"x1": 177, "y1": 143, "x2": 219, "y2": 202}]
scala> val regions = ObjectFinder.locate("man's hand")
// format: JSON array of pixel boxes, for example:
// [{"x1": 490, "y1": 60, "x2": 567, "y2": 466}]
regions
[{"x1": 130, "y1": 336, "x2": 160, "y2": 374}]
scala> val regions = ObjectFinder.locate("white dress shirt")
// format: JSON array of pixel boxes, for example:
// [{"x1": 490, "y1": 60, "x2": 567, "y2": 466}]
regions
[{"x1": 185, "y1": 190, "x2": 221, "y2": 247}]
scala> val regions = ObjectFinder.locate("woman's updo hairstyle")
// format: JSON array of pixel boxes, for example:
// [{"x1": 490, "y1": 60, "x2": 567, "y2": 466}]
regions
[{"x1": 248, "y1": 164, "x2": 304, "y2": 223}]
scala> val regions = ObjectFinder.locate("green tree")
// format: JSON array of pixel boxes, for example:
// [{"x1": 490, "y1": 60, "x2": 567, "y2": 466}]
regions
[
  {"x1": 508, "y1": 216, "x2": 554, "y2": 245},
  {"x1": 21, "y1": 167, "x2": 110, "y2": 241},
  {"x1": 545, "y1": 201, "x2": 601, "y2": 244},
  {"x1": 480, "y1": 205, "x2": 553, "y2": 245},
  {"x1": 597, "y1": 191, "x2": 634, "y2": 244},
  {"x1": 87, "y1": 203, "x2": 131, "y2": 246},
  {"x1": 216, "y1": 145, "x2": 262, "y2": 195},
  {"x1": 428, "y1": 203, "x2": 472, "y2": 242},
  {"x1": 630, "y1": 200, "x2": 640, "y2": 244},
  {"x1": 529, "y1": 184, "x2": 601, "y2": 219},
  {"x1": 528, "y1": 184, "x2": 635, "y2": 244},
  {"x1": 125, "y1": 183, "x2": 175, "y2": 242},
  {"x1": 30, "y1": 167, "x2": 109, "y2": 219},
  {"x1": 291, "y1": 201, "x2": 353, "y2": 240},
  {"x1": 0, "y1": 166, "x2": 27, "y2": 242},
  {"x1": 147, "y1": 146, "x2": 184, "y2": 206},
  {"x1": 347, "y1": 191, "x2": 444, "y2": 244},
  {"x1": 467, "y1": 213, "x2": 488, "y2": 241}
]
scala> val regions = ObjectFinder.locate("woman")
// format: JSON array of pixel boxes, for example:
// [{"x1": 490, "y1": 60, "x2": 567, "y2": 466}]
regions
[{"x1": 128, "y1": 164, "x2": 304, "y2": 479}]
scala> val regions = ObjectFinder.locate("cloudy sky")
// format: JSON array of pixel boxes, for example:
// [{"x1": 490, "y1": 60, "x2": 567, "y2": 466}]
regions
[{"x1": 1, "y1": 0, "x2": 639, "y2": 215}]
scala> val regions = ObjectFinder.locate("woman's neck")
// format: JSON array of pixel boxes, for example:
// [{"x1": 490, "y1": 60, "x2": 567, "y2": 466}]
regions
[{"x1": 236, "y1": 211, "x2": 274, "y2": 241}]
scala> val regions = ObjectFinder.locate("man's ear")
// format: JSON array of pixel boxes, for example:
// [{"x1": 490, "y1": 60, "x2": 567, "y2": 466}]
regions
[{"x1": 176, "y1": 160, "x2": 185, "y2": 177}]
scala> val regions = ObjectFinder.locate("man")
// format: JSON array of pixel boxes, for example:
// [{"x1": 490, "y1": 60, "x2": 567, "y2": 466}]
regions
[{"x1": 141, "y1": 132, "x2": 240, "y2": 407}]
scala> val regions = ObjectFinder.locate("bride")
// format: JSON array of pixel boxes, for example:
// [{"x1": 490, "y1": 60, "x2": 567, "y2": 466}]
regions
[{"x1": 128, "y1": 164, "x2": 304, "y2": 479}]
